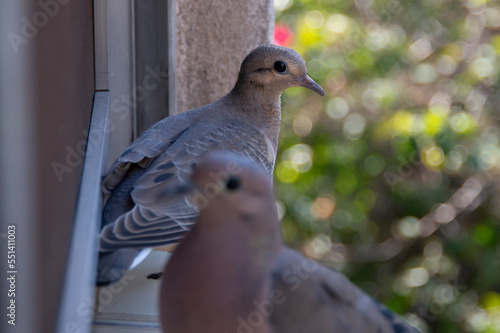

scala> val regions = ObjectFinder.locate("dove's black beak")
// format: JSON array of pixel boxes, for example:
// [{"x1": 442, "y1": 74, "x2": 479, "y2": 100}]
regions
[{"x1": 298, "y1": 74, "x2": 325, "y2": 97}]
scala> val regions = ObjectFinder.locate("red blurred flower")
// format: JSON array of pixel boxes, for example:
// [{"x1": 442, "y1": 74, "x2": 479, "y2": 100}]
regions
[{"x1": 274, "y1": 24, "x2": 294, "y2": 47}]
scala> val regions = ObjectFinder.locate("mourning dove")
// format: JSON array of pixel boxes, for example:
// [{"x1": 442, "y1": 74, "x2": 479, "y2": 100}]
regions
[
  {"x1": 160, "y1": 153, "x2": 420, "y2": 333},
  {"x1": 97, "y1": 44, "x2": 325, "y2": 285}
]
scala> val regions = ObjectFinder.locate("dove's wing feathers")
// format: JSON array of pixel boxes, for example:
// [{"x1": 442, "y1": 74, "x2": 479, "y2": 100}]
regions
[
  {"x1": 270, "y1": 248, "x2": 419, "y2": 333},
  {"x1": 102, "y1": 114, "x2": 192, "y2": 194},
  {"x1": 99, "y1": 121, "x2": 275, "y2": 252}
]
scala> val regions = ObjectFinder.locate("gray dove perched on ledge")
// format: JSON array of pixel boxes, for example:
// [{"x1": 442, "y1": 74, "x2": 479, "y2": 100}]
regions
[
  {"x1": 160, "y1": 153, "x2": 420, "y2": 333},
  {"x1": 97, "y1": 44, "x2": 325, "y2": 285}
]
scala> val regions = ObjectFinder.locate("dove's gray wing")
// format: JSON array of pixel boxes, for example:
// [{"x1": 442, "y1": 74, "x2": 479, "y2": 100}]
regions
[
  {"x1": 102, "y1": 114, "x2": 192, "y2": 195},
  {"x1": 270, "y1": 248, "x2": 420, "y2": 333},
  {"x1": 99, "y1": 121, "x2": 275, "y2": 252}
]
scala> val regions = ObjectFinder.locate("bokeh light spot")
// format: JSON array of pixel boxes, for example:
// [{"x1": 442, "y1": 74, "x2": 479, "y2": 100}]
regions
[
  {"x1": 305, "y1": 11, "x2": 324, "y2": 29},
  {"x1": 293, "y1": 115, "x2": 313, "y2": 137},
  {"x1": 469, "y1": 58, "x2": 495, "y2": 79},
  {"x1": 387, "y1": 111, "x2": 414, "y2": 136},
  {"x1": 450, "y1": 112, "x2": 475, "y2": 133},
  {"x1": 343, "y1": 113, "x2": 366, "y2": 140},
  {"x1": 325, "y1": 14, "x2": 349, "y2": 34},
  {"x1": 275, "y1": 200, "x2": 286, "y2": 220},
  {"x1": 304, "y1": 234, "x2": 332, "y2": 259},
  {"x1": 485, "y1": 7, "x2": 500, "y2": 27},
  {"x1": 424, "y1": 242, "x2": 443, "y2": 259},
  {"x1": 482, "y1": 291, "x2": 500, "y2": 309},
  {"x1": 423, "y1": 145, "x2": 445, "y2": 167},
  {"x1": 412, "y1": 64, "x2": 438, "y2": 84},
  {"x1": 434, "y1": 203, "x2": 456, "y2": 224},
  {"x1": 479, "y1": 144, "x2": 500, "y2": 169},
  {"x1": 404, "y1": 267, "x2": 430, "y2": 287},
  {"x1": 326, "y1": 97, "x2": 349, "y2": 119},
  {"x1": 423, "y1": 111, "x2": 446, "y2": 136},
  {"x1": 276, "y1": 161, "x2": 299, "y2": 183},
  {"x1": 433, "y1": 284, "x2": 457, "y2": 304},
  {"x1": 445, "y1": 150, "x2": 464, "y2": 171},
  {"x1": 274, "y1": 0, "x2": 293, "y2": 11},
  {"x1": 409, "y1": 37, "x2": 433, "y2": 61},
  {"x1": 437, "y1": 55, "x2": 458, "y2": 75},
  {"x1": 397, "y1": 216, "x2": 421, "y2": 239},
  {"x1": 311, "y1": 196, "x2": 336, "y2": 220},
  {"x1": 429, "y1": 92, "x2": 452, "y2": 112}
]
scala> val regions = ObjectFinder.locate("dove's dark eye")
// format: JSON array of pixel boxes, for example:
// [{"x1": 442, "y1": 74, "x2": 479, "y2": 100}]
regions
[
  {"x1": 225, "y1": 176, "x2": 241, "y2": 191},
  {"x1": 273, "y1": 60, "x2": 287, "y2": 73}
]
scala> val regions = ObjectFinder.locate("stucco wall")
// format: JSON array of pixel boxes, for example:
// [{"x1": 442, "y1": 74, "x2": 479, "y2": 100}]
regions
[{"x1": 175, "y1": 0, "x2": 274, "y2": 113}]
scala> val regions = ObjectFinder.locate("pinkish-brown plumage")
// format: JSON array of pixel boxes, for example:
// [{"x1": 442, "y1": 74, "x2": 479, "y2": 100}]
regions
[{"x1": 160, "y1": 153, "x2": 420, "y2": 333}]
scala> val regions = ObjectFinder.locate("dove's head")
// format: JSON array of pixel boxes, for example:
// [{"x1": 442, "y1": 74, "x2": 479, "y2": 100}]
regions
[
  {"x1": 187, "y1": 152, "x2": 280, "y2": 235},
  {"x1": 236, "y1": 44, "x2": 325, "y2": 97}
]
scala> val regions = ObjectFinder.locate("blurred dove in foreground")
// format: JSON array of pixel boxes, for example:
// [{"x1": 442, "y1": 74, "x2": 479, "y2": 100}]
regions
[
  {"x1": 160, "y1": 153, "x2": 421, "y2": 333},
  {"x1": 97, "y1": 44, "x2": 325, "y2": 285}
]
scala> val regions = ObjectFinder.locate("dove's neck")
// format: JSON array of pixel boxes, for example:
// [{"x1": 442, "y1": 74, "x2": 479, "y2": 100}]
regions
[
  {"x1": 163, "y1": 206, "x2": 281, "y2": 333},
  {"x1": 191, "y1": 201, "x2": 282, "y2": 274},
  {"x1": 224, "y1": 81, "x2": 282, "y2": 151}
]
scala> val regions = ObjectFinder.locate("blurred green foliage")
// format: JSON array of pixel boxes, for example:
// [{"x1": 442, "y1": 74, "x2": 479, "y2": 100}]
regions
[{"x1": 274, "y1": 0, "x2": 500, "y2": 331}]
